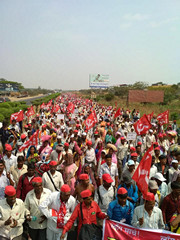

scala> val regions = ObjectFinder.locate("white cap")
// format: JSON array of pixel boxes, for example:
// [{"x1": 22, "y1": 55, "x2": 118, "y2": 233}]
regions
[
  {"x1": 154, "y1": 172, "x2": 166, "y2": 182},
  {"x1": 57, "y1": 135, "x2": 61, "y2": 139},
  {"x1": 128, "y1": 160, "x2": 135, "y2": 166},
  {"x1": 149, "y1": 129, "x2": 153, "y2": 133},
  {"x1": 82, "y1": 132, "x2": 87, "y2": 136},
  {"x1": 172, "y1": 159, "x2": 178, "y2": 164}
]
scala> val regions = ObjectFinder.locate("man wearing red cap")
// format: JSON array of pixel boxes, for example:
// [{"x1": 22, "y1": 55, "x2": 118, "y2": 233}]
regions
[
  {"x1": 84, "y1": 140, "x2": 96, "y2": 168},
  {"x1": 73, "y1": 174, "x2": 95, "y2": 203},
  {"x1": 94, "y1": 173, "x2": 115, "y2": 214},
  {"x1": 39, "y1": 184, "x2": 76, "y2": 240},
  {"x1": 25, "y1": 177, "x2": 51, "y2": 240},
  {"x1": 3, "y1": 144, "x2": 17, "y2": 172},
  {"x1": 107, "y1": 187, "x2": 134, "y2": 225},
  {"x1": 132, "y1": 192, "x2": 164, "y2": 229},
  {"x1": 0, "y1": 185, "x2": 25, "y2": 240},
  {"x1": 42, "y1": 160, "x2": 64, "y2": 192},
  {"x1": 146, "y1": 129, "x2": 156, "y2": 149},
  {"x1": 60, "y1": 189, "x2": 108, "y2": 240}
]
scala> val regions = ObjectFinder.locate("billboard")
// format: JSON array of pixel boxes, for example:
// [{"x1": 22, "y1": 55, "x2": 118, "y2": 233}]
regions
[
  {"x1": 128, "y1": 90, "x2": 164, "y2": 103},
  {"x1": 0, "y1": 83, "x2": 19, "y2": 92},
  {"x1": 89, "y1": 74, "x2": 109, "y2": 88}
]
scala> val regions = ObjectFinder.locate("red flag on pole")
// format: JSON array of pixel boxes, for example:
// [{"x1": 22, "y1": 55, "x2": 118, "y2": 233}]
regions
[
  {"x1": 19, "y1": 130, "x2": 39, "y2": 152},
  {"x1": 84, "y1": 111, "x2": 97, "y2": 130},
  {"x1": 146, "y1": 112, "x2": 154, "y2": 122},
  {"x1": 157, "y1": 110, "x2": 169, "y2": 126},
  {"x1": 26, "y1": 106, "x2": 35, "y2": 117},
  {"x1": 10, "y1": 110, "x2": 24, "y2": 123},
  {"x1": 114, "y1": 108, "x2": 121, "y2": 118},
  {"x1": 134, "y1": 114, "x2": 151, "y2": 135},
  {"x1": 67, "y1": 102, "x2": 75, "y2": 113},
  {"x1": 40, "y1": 102, "x2": 45, "y2": 109},
  {"x1": 132, "y1": 145, "x2": 154, "y2": 195}
]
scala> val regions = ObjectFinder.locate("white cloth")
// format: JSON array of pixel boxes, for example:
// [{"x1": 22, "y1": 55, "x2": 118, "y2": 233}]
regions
[
  {"x1": 0, "y1": 198, "x2": 25, "y2": 239},
  {"x1": 39, "y1": 192, "x2": 76, "y2": 234},
  {"x1": 42, "y1": 170, "x2": 64, "y2": 192},
  {"x1": 85, "y1": 148, "x2": 96, "y2": 165},
  {"x1": 131, "y1": 205, "x2": 165, "y2": 229},
  {"x1": 10, "y1": 164, "x2": 27, "y2": 187},
  {"x1": 0, "y1": 170, "x2": 14, "y2": 199},
  {"x1": 149, "y1": 165, "x2": 158, "y2": 179},
  {"x1": 25, "y1": 188, "x2": 51, "y2": 229},
  {"x1": 3, "y1": 154, "x2": 17, "y2": 172}
]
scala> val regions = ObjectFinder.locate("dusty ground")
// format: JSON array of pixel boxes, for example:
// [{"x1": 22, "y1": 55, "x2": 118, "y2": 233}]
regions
[{"x1": 9, "y1": 94, "x2": 44, "y2": 102}]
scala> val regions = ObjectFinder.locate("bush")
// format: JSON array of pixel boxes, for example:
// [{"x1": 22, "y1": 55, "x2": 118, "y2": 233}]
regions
[
  {"x1": 171, "y1": 112, "x2": 179, "y2": 120},
  {"x1": 0, "y1": 113, "x2": 4, "y2": 122},
  {"x1": 0, "y1": 102, "x2": 11, "y2": 108},
  {"x1": 105, "y1": 93, "x2": 114, "y2": 101}
]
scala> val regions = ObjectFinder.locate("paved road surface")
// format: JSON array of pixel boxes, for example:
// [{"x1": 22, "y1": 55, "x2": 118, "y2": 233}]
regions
[{"x1": 17, "y1": 94, "x2": 47, "y2": 105}]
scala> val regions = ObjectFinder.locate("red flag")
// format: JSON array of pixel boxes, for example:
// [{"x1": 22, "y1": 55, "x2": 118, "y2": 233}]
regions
[
  {"x1": 157, "y1": 110, "x2": 169, "y2": 126},
  {"x1": 114, "y1": 108, "x2": 121, "y2": 118},
  {"x1": 26, "y1": 106, "x2": 35, "y2": 117},
  {"x1": 47, "y1": 100, "x2": 52, "y2": 108},
  {"x1": 132, "y1": 145, "x2": 154, "y2": 195},
  {"x1": 146, "y1": 112, "x2": 154, "y2": 122},
  {"x1": 10, "y1": 110, "x2": 24, "y2": 123},
  {"x1": 67, "y1": 102, "x2": 75, "y2": 113},
  {"x1": 19, "y1": 130, "x2": 39, "y2": 152},
  {"x1": 40, "y1": 102, "x2": 45, "y2": 109},
  {"x1": 84, "y1": 111, "x2": 97, "y2": 130},
  {"x1": 134, "y1": 114, "x2": 151, "y2": 135}
]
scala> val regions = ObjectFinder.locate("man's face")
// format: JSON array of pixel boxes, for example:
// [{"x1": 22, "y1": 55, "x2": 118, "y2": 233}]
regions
[
  {"x1": 160, "y1": 158, "x2": 167, "y2": 165},
  {"x1": 83, "y1": 196, "x2": 92, "y2": 206},
  {"x1": 149, "y1": 188, "x2": 157, "y2": 195},
  {"x1": 60, "y1": 191, "x2": 71, "y2": 202},
  {"x1": 118, "y1": 196, "x2": 127, "y2": 206},
  {"x1": 103, "y1": 180, "x2": 111, "y2": 189},
  {"x1": 0, "y1": 163, "x2": 5, "y2": 172},
  {"x1": 50, "y1": 165, "x2": 56, "y2": 173},
  {"x1": 27, "y1": 168, "x2": 35, "y2": 177},
  {"x1": 82, "y1": 179, "x2": 89, "y2": 187},
  {"x1": 173, "y1": 188, "x2": 180, "y2": 198},
  {"x1": 34, "y1": 182, "x2": 43, "y2": 193},
  {"x1": 7, "y1": 194, "x2": 16, "y2": 206},
  {"x1": 128, "y1": 164, "x2": 135, "y2": 172},
  {"x1": 145, "y1": 200, "x2": 155, "y2": 211},
  {"x1": 17, "y1": 160, "x2": 24, "y2": 168},
  {"x1": 6, "y1": 150, "x2": 12, "y2": 158},
  {"x1": 106, "y1": 158, "x2": 112, "y2": 166}
]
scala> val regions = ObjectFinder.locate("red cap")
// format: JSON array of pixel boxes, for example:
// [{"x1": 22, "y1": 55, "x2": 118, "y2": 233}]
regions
[
  {"x1": 32, "y1": 177, "x2": 42, "y2": 183},
  {"x1": 154, "y1": 147, "x2": 160, "y2": 151},
  {"x1": 94, "y1": 131, "x2": 99, "y2": 135},
  {"x1": 64, "y1": 142, "x2": 69, "y2": 147},
  {"x1": 61, "y1": 184, "x2": 71, "y2": 193},
  {"x1": 74, "y1": 130, "x2": 78, "y2": 133},
  {"x1": 76, "y1": 124, "x2": 80, "y2": 127},
  {"x1": 130, "y1": 147, "x2": 136, "y2": 151},
  {"x1": 107, "y1": 122, "x2": 110, "y2": 126},
  {"x1": 137, "y1": 141, "x2": 142, "y2": 146},
  {"x1": 80, "y1": 189, "x2": 92, "y2": 198},
  {"x1": 158, "y1": 133, "x2": 163, "y2": 138},
  {"x1": 153, "y1": 142, "x2": 158, "y2": 145},
  {"x1": 79, "y1": 174, "x2": 89, "y2": 180},
  {"x1": 24, "y1": 125, "x2": 28, "y2": 128},
  {"x1": 117, "y1": 187, "x2": 127, "y2": 195},
  {"x1": 5, "y1": 144, "x2": 12, "y2": 151},
  {"x1": 49, "y1": 161, "x2": 57, "y2": 166},
  {"x1": 42, "y1": 124, "x2": 47, "y2": 128},
  {"x1": 163, "y1": 133, "x2": 167, "y2": 137},
  {"x1": 143, "y1": 192, "x2": 155, "y2": 201},
  {"x1": 121, "y1": 137, "x2": 125, "y2": 140},
  {"x1": 131, "y1": 152, "x2": 138, "y2": 157},
  {"x1": 21, "y1": 134, "x2": 26, "y2": 140},
  {"x1": 28, "y1": 124, "x2": 31, "y2": 127},
  {"x1": 86, "y1": 140, "x2": 92, "y2": 146},
  {"x1": 4, "y1": 186, "x2": 16, "y2": 196},
  {"x1": 102, "y1": 173, "x2": 113, "y2": 183}
]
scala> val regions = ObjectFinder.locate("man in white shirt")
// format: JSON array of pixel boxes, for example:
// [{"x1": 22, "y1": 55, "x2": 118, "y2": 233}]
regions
[
  {"x1": 0, "y1": 185, "x2": 25, "y2": 239},
  {"x1": 132, "y1": 192, "x2": 164, "y2": 229},
  {"x1": 149, "y1": 156, "x2": 158, "y2": 179},
  {"x1": 3, "y1": 144, "x2": 17, "y2": 173},
  {"x1": 39, "y1": 184, "x2": 76, "y2": 240},
  {"x1": 42, "y1": 161, "x2": 64, "y2": 192},
  {"x1": 99, "y1": 154, "x2": 118, "y2": 188},
  {"x1": 85, "y1": 141, "x2": 96, "y2": 167},
  {"x1": 9, "y1": 119, "x2": 20, "y2": 133},
  {"x1": 146, "y1": 130, "x2": 156, "y2": 149},
  {"x1": 94, "y1": 173, "x2": 115, "y2": 214},
  {"x1": 168, "y1": 160, "x2": 179, "y2": 183},
  {"x1": 25, "y1": 177, "x2": 51, "y2": 240}
]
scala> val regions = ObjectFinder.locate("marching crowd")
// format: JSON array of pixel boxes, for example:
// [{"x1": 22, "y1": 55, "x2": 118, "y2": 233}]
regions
[{"x1": 0, "y1": 94, "x2": 180, "y2": 240}]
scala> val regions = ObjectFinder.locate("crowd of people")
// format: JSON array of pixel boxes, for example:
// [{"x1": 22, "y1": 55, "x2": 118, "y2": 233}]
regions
[{"x1": 0, "y1": 94, "x2": 180, "y2": 240}]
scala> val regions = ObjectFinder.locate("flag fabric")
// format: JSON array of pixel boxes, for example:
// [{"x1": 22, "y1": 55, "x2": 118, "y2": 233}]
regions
[
  {"x1": 146, "y1": 112, "x2": 154, "y2": 122},
  {"x1": 132, "y1": 145, "x2": 154, "y2": 195},
  {"x1": 114, "y1": 108, "x2": 121, "y2": 118},
  {"x1": 84, "y1": 111, "x2": 97, "y2": 130},
  {"x1": 40, "y1": 102, "x2": 45, "y2": 109},
  {"x1": 19, "y1": 130, "x2": 39, "y2": 152},
  {"x1": 103, "y1": 219, "x2": 179, "y2": 240},
  {"x1": 133, "y1": 114, "x2": 151, "y2": 135},
  {"x1": 67, "y1": 102, "x2": 75, "y2": 113},
  {"x1": 10, "y1": 110, "x2": 24, "y2": 123},
  {"x1": 26, "y1": 106, "x2": 35, "y2": 117},
  {"x1": 157, "y1": 110, "x2": 169, "y2": 126}
]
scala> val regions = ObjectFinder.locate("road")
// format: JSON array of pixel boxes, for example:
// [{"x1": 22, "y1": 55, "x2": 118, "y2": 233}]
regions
[{"x1": 16, "y1": 94, "x2": 48, "y2": 105}]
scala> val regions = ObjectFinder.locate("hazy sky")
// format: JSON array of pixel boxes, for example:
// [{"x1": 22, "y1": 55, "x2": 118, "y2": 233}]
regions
[{"x1": 1, "y1": 0, "x2": 180, "y2": 90}]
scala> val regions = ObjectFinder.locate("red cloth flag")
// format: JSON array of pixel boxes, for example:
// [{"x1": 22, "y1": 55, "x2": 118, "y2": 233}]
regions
[
  {"x1": 146, "y1": 112, "x2": 154, "y2": 122},
  {"x1": 134, "y1": 114, "x2": 151, "y2": 135},
  {"x1": 47, "y1": 100, "x2": 52, "y2": 108},
  {"x1": 157, "y1": 110, "x2": 169, "y2": 126},
  {"x1": 19, "y1": 130, "x2": 39, "y2": 152},
  {"x1": 132, "y1": 145, "x2": 154, "y2": 195},
  {"x1": 114, "y1": 108, "x2": 121, "y2": 118},
  {"x1": 26, "y1": 106, "x2": 35, "y2": 117},
  {"x1": 10, "y1": 110, "x2": 24, "y2": 123},
  {"x1": 84, "y1": 111, "x2": 97, "y2": 130},
  {"x1": 67, "y1": 102, "x2": 75, "y2": 113},
  {"x1": 40, "y1": 102, "x2": 45, "y2": 109}
]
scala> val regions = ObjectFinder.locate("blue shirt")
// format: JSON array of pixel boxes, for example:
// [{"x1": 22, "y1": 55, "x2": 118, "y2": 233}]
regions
[
  {"x1": 107, "y1": 199, "x2": 134, "y2": 225},
  {"x1": 117, "y1": 184, "x2": 138, "y2": 204}
]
